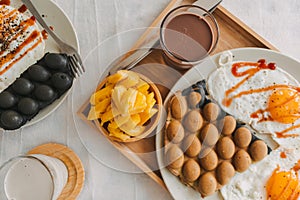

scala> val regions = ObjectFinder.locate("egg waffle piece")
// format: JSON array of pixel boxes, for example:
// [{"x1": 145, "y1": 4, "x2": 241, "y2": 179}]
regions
[{"x1": 164, "y1": 80, "x2": 271, "y2": 197}]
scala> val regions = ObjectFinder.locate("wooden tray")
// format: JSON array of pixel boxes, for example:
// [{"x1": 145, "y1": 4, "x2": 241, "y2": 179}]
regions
[{"x1": 78, "y1": 0, "x2": 278, "y2": 190}]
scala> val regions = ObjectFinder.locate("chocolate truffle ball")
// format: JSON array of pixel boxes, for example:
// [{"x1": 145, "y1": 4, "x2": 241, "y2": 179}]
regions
[
  {"x1": 182, "y1": 159, "x2": 201, "y2": 182},
  {"x1": 233, "y1": 127, "x2": 252, "y2": 148},
  {"x1": 199, "y1": 123, "x2": 219, "y2": 146},
  {"x1": 233, "y1": 149, "x2": 251, "y2": 172},
  {"x1": 198, "y1": 172, "x2": 217, "y2": 197},
  {"x1": 216, "y1": 161, "x2": 235, "y2": 185},
  {"x1": 221, "y1": 115, "x2": 236, "y2": 135},
  {"x1": 183, "y1": 110, "x2": 203, "y2": 133},
  {"x1": 182, "y1": 134, "x2": 201, "y2": 157},
  {"x1": 249, "y1": 140, "x2": 268, "y2": 161},
  {"x1": 203, "y1": 102, "x2": 220, "y2": 122},
  {"x1": 216, "y1": 137, "x2": 235, "y2": 159},
  {"x1": 166, "y1": 120, "x2": 184, "y2": 143},
  {"x1": 199, "y1": 149, "x2": 218, "y2": 171}
]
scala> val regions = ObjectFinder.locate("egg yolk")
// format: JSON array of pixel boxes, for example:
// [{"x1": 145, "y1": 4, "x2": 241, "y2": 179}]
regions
[
  {"x1": 266, "y1": 167, "x2": 300, "y2": 200},
  {"x1": 268, "y1": 88, "x2": 300, "y2": 124}
]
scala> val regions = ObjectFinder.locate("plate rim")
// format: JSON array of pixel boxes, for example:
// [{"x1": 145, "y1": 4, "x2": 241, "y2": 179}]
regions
[
  {"x1": 2, "y1": 0, "x2": 80, "y2": 131},
  {"x1": 155, "y1": 47, "x2": 300, "y2": 200}
]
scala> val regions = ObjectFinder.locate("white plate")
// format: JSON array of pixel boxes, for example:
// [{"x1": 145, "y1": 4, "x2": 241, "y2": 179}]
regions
[
  {"x1": 3, "y1": 0, "x2": 79, "y2": 130},
  {"x1": 155, "y1": 47, "x2": 300, "y2": 200}
]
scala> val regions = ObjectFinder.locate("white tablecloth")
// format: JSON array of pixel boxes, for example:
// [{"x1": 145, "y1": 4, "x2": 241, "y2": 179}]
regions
[{"x1": 1, "y1": 0, "x2": 300, "y2": 199}]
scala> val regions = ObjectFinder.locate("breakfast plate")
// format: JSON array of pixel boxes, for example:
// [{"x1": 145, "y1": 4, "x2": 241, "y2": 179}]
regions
[
  {"x1": 0, "y1": 0, "x2": 79, "y2": 130},
  {"x1": 155, "y1": 47, "x2": 300, "y2": 200}
]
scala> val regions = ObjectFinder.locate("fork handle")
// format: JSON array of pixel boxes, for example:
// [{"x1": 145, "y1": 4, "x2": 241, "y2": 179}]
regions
[{"x1": 21, "y1": 0, "x2": 65, "y2": 46}]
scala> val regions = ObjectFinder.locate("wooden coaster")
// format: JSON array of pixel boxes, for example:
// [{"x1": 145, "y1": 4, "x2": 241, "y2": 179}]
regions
[{"x1": 28, "y1": 143, "x2": 85, "y2": 200}]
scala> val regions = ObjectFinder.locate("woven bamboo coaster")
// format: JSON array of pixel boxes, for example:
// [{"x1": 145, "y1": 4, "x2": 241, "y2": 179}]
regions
[{"x1": 28, "y1": 143, "x2": 85, "y2": 200}]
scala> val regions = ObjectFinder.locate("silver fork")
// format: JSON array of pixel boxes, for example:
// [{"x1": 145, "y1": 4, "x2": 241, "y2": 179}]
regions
[{"x1": 21, "y1": 0, "x2": 85, "y2": 78}]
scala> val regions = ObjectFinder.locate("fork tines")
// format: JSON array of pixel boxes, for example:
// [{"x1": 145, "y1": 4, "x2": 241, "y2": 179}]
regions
[{"x1": 68, "y1": 55, "x2": 85, "y2": 78}]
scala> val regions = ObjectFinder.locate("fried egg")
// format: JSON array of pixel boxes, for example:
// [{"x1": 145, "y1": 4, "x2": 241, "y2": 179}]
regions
[
  {"x1": 0, "y1": 5, "x2": 45, "y2": 93},
  {"x1": 207, "y1": 52, "x2": 300, "y2": 147},
  {"x1": 220, "y1": 147, "x2": 300, "y2": 200}
]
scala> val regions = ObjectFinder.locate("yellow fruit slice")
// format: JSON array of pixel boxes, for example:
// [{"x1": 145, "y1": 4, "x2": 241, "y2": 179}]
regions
[
  {"x1": 90, "y1": 84, "x2": 113, "y2": 105},
  {"x1": 121, "y1": 88, "x2": 138, "y2": 114},
  {"x1": 114, "y1": 114, "x2": 130, "y2": 127},
  {"x1": 139, "y1": 108, "x2": 158, "y2": 125},
  {"x1": 106, "y1": 72, "x2": 124, "y2": 85},
  {"x1": 119, "y1": 114, "x2": 141, "y2": 133},
  {"x1": 87, "y1": 106, "x2": 99, "y2": 120},
  {"x1": 107, "y1": 124, "x2": 130, "y2": 141},
  {"x1": 94, "y1": 98, "x2": 111, "y2": 114},
  {"x1": 117, "y1": 70, "x2": 140, "y2": 88},
  {"x1": 130, "y1": 91, "x2": 147, "y2": 114},
  {"x1": 136, "y1": 80, "x2": 150, "y2": 94},
  {"x1": 100, "y1": 109, "x2": 114, "y2": 125},
  {"x1": 111, "y1": 85, "x2": 127, "y2": 113},
  {"x1": 121, "y1": 125, "x2": 145, "y2": 137}
]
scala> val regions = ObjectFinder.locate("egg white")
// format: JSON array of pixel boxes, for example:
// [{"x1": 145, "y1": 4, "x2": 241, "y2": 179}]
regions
[
  {"x1": 220, "y1": 146, "x2": 300, "y2": 200},
  {"x1": 0, "y1": 5, "x2": 45, "y2": 93},
  {"x1": 207, "y1": 52, "x2": 300, "y2": 148}
]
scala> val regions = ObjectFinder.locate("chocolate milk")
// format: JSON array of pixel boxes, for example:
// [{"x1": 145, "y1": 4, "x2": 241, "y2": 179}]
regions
[{"x1": 163, "y1": 13, "x2": 213, "y2": 63}]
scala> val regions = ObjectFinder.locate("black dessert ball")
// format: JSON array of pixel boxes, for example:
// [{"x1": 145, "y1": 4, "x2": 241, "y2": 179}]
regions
[
  {"x1": 12, "y1": 78, "x2": 34, "y2": 95},
  {"x1": 45, "y1": 53, "x2": 68, "y2": 71},
  {"x1": 0, "y1": 110, "x2": 23, "y2": 130},
  {"x1": 34, "y1": 85, "x2": 55, "y2": 101},
  {"x1": 0, "y1": 91, "x2": 17, "y2": 109},
  {"x1": 28, "y1": 65, "x2": 51, "y2": 82},
  {"x1": 18, "y1": 98, "x2": 39, "y2": 115},
  {"x1": 51, "y1": 72, "x2": 72, "y2": 90}
]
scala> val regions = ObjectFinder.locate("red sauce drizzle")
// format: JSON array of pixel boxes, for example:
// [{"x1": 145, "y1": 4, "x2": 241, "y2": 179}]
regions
[
  {"x1": 18, "y1": 4, "x2": 27, "y2": 13},
  {"x1": 280, "y1": 151, "x2": 287, "y2": 158},
  {"x1": 276, "y1": 124, "x2": 300, "y2": 138},
  {"x1": 293, "y1": 160, "x2": 300, "y2": 172},
  {"x1": 0, "y1": 0, "x2": 10, "y2": 5},
  {"x1": 42, "y1": 30, "x2": 48, "y2": 40},
  {"x1": 223, "y1": 59, "x2": 276, "y2": 106},
  {"x1": 41, "y1": 26, "x2": 54, "y2": 40},
  {"x1": 0, "y1": 17, "x2": 36, "y2": 58},
  {"x1": 224, "y1": 59, "x2": 300, "y2": 139},
  {"x1": 0, "y1": 30, "x2": 42, "y2": 75}
]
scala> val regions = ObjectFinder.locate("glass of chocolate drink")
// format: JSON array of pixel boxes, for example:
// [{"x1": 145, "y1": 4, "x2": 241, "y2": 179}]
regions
[{"x1": 160, "y1": 5, "x2": 219, "y2": 70}]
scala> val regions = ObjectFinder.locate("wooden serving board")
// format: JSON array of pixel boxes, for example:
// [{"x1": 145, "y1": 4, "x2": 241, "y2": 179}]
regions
[{"x1": 78, "y1": 0, "x2": 278, "y2": 190}]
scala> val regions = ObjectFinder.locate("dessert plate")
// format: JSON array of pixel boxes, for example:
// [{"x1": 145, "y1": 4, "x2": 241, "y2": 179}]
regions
[
  {"x1": 2, "y1": 0, "x2": 79, "y2": 129},
  {"x1": 155, "y1": 48, "x2": 300, "y2": 200}
]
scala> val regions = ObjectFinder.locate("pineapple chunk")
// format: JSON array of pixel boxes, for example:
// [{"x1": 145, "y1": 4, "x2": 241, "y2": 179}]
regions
[
  {"x1": 121, "y1": 88, "x2": 138, "y2": 114},
  {"x1": 121, "y1": 125, "x2": 145, "y2": 137},
  {"x1": 117, "y1": 70, "x2": 140, "y2": 88},
  {"x1": 90, "y1": 85, "x2": 113, "y2": 105},
  {"x1": 107, "y1": 124, "x2": 130, "y2": 141},
  {"x1": 94, "y1": 98, "x2": 111, "y2": 114},
  {"x1": 100, "y1": 109, "x2": 114, "y2": 125},
  {"x1": 111, "y1": 85, "x2": 127, "y2": 113},
  {"x1": 136, "y1": 80, "x2": 150, "y2": 94},
  {"x1": 114, "y1": 114, "x2": 130, "y2": 127},
  {"x1": 87, "y1": 106, "x2": 100, "y2": 120},
  {"x1": 119, "y1": 114, "x2": 141, "y2": 133},
  {"x1": 130, "y1": 91, "x2": 147, "y2": 114},
  {"x1": 139, "y1": 108, "x2": 158, "y2": 125},
  {"x1": 106, "y1": 72, "x2": 124, "y2": 85}
]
